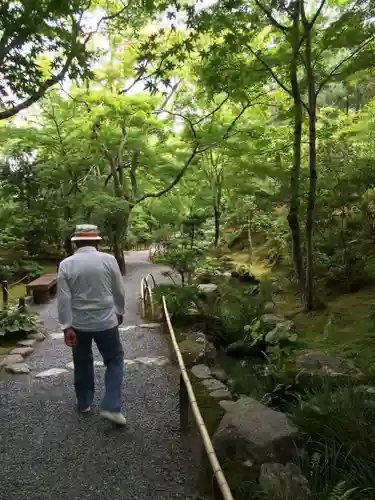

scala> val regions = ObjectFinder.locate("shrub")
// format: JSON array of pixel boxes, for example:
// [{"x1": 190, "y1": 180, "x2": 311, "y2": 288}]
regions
[
  {"x1": 201, "y1": 282, "x2": 261, "y2": 346},
  {"x1": 161, "y1": 246, "x2": 203, "y2": 285},
  {"x1": 0, "y1": 309, "x2": 38, "y2": 339},
  {"x1": 153, "y1": 284, "x2": 201, "y2": 320},
  {"x1": 12, "y1": 259, "x2": 44, "y2": 280}
]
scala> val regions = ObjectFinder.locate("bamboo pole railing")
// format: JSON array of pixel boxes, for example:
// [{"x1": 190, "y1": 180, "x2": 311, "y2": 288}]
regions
[{"x1": 140, "y1": 274, "x2": 234, "y2": 500}]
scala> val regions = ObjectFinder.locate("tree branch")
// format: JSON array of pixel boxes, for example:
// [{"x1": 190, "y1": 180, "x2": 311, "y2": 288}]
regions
[
  {"x1": 0, "y1": 50, "x2": 76, "y2": 121},
  {"x1": 135, "y1": 145, "x2": 200, "y2": 203},
  {"x1": 246, "y1": 43, "x2": 309, "y2": 112},
  {"x1": 137, "y1": 102, "x2": 251, "y2": 203},
  {"x1": 309, "y1": 0, "x2": 326, "y2": 28},
  {"x1": 316, "y1": 34, "x2": 375, "y2": 97},
  {"x1": 254, "y1": 0, "x2": 288, "y2": 32}
]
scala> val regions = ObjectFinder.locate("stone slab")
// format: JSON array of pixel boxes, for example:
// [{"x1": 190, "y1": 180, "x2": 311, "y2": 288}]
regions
[
  {"x1": 17, "y1": 339, "x2": 36, "y2": 347},
  {"x1": 10, "y1": 347, "x2": 34, "y2": 356},
  {"x1": 5, "y1": 363, "x2": 30, "y2": 374}
]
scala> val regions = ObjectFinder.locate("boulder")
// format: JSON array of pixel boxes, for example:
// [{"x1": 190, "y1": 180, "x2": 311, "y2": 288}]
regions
[
  {"x1": 212, "y1": 397, "x2": 299, "y2": 478},
  {"x1": 195, "y1": 332, "x2": 206, "y2": 344},
  {"x1": 197, "y1": 283, "x2": 218, "y2": 294},
  {"x1": 10, "y1": 347, "x2": 34, "y2": 356},
  {"x1": 0, "y1": 354, "x2": 24, "y2": 367},
  {"x1": 226, "y1": 340, "x2": 266, "y2": 359},
  {"x1": 260, "y1": 314, "x2": 287, "y2": 330},
  {"x1": 194, "y1": 340, "x2": 217, "y2": 366},
  {"x1": 259, "y1": 463, "x2": 312, "y2": 500},
  {"x1": 5, "y1": 363, "x2": 30, "y2": 374},
  {"x1": 201, "y1": 378, "x2": 227, "y2": 392},
  {"x1": 209, "y1": 389, "x2": 232, "y2": 400},
  {"x1": 176, "y1": 339, "x2": 205, "y2": 367},
  {"x1": 219, "y1": 400, "x2": 236, "y2": 412},
  {"x1": 210, "y1": 368, "x2": 228, "y2": 383},
  {"x1": 296, "y1": 350, "x2": 364, "y2": 379},
  {"x1": 191, "y1": 364, "x2": 211, "y2": 380}
]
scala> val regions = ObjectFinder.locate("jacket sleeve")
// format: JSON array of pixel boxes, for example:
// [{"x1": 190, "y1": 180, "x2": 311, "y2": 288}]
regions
[
  {"x1": 57, "y1": 265, "x2": 72, "y2": 330},
  {"x1": 110, "y1": 257, "x2": 126, "y2": 315}
]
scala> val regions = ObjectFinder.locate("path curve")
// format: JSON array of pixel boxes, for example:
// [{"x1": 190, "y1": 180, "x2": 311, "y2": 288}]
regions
[{"x1": 0, "y1": 251, "x2": 200, "y2": 500}]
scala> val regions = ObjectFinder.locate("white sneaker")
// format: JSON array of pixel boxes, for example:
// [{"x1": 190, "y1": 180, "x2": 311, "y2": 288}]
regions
[
  {"x1": 100, "y1": 411, "x2": 127, "y2": 426},
  {"x1": 81, "y1": 406, "x2": 91, "y2": 413}
]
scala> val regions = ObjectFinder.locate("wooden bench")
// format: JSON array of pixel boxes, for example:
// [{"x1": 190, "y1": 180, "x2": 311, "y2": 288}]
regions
[{"x1": 26, "y1": 273, "x2": 57, "y2": 304}]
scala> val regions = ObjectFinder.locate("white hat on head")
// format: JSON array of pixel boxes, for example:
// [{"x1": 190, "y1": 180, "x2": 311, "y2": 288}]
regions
[{"x1": 71, "y1": 224, "x2": 102, "y2": 241}]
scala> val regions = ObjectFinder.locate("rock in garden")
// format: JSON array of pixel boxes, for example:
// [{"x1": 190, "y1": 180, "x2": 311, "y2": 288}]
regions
[
  {"x1": 195, "y1": 332, "x2": 206, "y2": 344},
  {"x1": 197, "y1": 283, "x2": 218, "y2": 294},
  {"x1": 17, "y1": 338, "x2": 37, "y2": 348},
  {"x1": 209, "y1": 389, "x2": 232, "y2": 400},
  {"x1": 260, "y1": 314, "x2": 287, "y2": 330},
  {"x1": 194, "y1": 341, "x2": 217, "y2": 366},
  {"x1": 219, "y1": 400, "x2": 236, "y2": 412},
  {"x1": 28, "y1": 331, "x2": 46, "y2": 341},
  {"x1": 259, "y1": 463, "x2": 312, "y2": 500},
  {"x1": 210, "y1": 368, "x2": 228, "y2": 383},
  {"x1": 265, "y1": 321, "x2": 296, "y2": 343},
  {"x1": 0, "y1": 354, "x2": 24, "y2": 366},
  {"x1": 201, "y1": 378, "x2": 227, "y2": 392},
  {"x1": 212, "y1": 397, "x2": 299, "y2": 478},
  {"x1": 176, "y1": 339, "x2": 205, "y2": 367},
  {"x1": 10, "y1": 347, "x2": 34, "y2": 356},
  {"x1": 296, "y1": 350, "x2": 364, "y2": 379},
  {"x1": 5, "y1": 363, "x2": 30, "y2": 374},
  {"x1": 191, "y1": 364, "x2": 211, "y2": 380}
]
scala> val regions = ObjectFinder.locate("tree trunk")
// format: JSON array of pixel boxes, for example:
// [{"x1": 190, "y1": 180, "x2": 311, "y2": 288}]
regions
[
  {"x1": 287, "y1": 5, "x2": 305, "y2": 297},
  {"x1": 303, "y1": 8, "x2": 318, "y2": 310},
  {"x1": 113, "y1": 236, "x2": 126, "y2": 274},
  {"x1": 112, "y1": 211, "x2": 130, "y2": 275},
  {"x1": 214, "y1": 205, "x2": 221, "y2": 247},
  {"x1": 248, "y1": 213, "x2": 253, "y2": 263}
]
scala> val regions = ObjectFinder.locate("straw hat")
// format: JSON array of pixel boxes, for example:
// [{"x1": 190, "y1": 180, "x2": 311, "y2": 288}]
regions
[{"x1": 71, "y1": 224, "x2": 102, "y2": 241}]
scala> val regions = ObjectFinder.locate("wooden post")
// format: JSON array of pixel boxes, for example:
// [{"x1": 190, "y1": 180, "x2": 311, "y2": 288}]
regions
[
  {"x1": 2, "y1": 281, "x2": 8, "y2": 309},
  {"x1": 179, "y1": 374, "x2": 189, "y2": 433}
]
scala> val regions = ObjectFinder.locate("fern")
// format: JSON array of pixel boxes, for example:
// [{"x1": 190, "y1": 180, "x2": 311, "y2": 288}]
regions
[{"x1": 326, "y1": 481, "x2": 358, "y2": 500}]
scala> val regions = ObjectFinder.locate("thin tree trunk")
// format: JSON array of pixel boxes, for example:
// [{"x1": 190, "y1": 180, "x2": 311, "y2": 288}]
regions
[
  {"x1": 287, "y1": 3, "x2": 305, "y2": 297},
  {"x1": 214, "y1": 205, "x2": 221, "y2": 247},
  {"x1": 248, "y1": 213, "x2": 253, "y2": 263},
  {"x1": 112, "y1": 211, "x2": 130, "y2": 275},
  {"x1": 303, "y1": 5, "x2": 318, "y2": 310}
]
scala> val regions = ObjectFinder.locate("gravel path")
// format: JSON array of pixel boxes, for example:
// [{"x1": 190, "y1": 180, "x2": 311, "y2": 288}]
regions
[{"x1": 0, "y1": 251, "x2": 200, "y2": 500}]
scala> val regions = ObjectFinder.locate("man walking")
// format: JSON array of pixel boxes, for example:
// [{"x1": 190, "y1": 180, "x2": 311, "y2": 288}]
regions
[{"x1": 57, "y1": 224, "x2": 127, "y2": 425}]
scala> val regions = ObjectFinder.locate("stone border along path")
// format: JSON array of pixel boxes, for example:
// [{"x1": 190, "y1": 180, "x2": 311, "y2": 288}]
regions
[{"x1": 0, "y1": 251, "x2": 200, "y2": 500}]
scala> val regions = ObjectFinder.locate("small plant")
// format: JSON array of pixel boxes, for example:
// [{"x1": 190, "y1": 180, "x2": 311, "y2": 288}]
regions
[
  {"x1": 153, "y1": 284, "x2": 201, "y2": 320},
  {"x1": 0, "y1": 308, "x2": 38, "y2": 339},
  {"x1": 161, "y1": 246, "x2": 202, "y2": 285}
]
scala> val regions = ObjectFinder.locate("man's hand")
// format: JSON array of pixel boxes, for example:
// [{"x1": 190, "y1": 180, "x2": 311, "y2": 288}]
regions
[
  {"x1": 117, "y1": 314, "x2": 123, "y2": 325},
  {"x1": 64, "y1": 327, "x2": 77, "y2": 347}
]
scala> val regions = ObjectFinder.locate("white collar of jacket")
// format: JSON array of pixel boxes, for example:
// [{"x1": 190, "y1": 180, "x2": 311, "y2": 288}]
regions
[{"x1": 75, "y1": 246, "x2": 98, "y2": 254}]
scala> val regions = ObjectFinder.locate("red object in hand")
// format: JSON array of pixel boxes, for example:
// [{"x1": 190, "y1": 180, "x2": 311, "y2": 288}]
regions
[{"x1": 64, "y1": 327, "x2": 77, "y2": 347}]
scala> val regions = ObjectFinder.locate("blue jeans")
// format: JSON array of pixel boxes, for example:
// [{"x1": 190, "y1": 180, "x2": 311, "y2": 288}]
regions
[{"x1": 72, "y1": 326, "x2": 124, "y2": 413}]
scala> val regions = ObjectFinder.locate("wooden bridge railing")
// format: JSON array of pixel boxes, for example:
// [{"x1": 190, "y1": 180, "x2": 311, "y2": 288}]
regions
[{"x1": 140, "y1": 273, "x2": 234, "y2": 500}]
